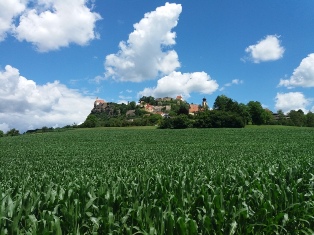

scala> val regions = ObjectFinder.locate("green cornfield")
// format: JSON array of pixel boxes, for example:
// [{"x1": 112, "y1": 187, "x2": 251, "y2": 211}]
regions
[{"x1": 1, "y1": 127, "x2": 314, "y2": 234}]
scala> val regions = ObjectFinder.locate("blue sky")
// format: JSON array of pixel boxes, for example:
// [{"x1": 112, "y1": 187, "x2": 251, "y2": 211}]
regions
[{"x1": 1, "y1": 0, "x2": 314, "y2": 132}]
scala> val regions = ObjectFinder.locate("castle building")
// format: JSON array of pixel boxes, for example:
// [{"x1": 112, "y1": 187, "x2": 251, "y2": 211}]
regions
[{"x1": 94, "y1": 97, "x2": 106, "y2": 107}]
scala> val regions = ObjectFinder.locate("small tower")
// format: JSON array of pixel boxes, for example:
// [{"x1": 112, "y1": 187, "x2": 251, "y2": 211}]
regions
[{"x1": 202, "y1": 97, "x2": 208, "y2": 109}]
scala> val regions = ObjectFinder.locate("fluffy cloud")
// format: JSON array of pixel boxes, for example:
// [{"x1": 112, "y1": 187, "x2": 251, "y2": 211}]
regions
[
  {"x1": 138, "y1": 71, "x2": 219, "y2": 99},
  {"x1": 275, "y1": 92, "x2": 310, "y2": 113},
  {"x1": 0, "y1": 0, "x2": 26, "y2": 41},
  {"x1": 279, "y1": 53, "x2": 314, "y2": 88},
  {"x1": 0, "y1": 65, "x2": 94, "y2": 132},
  {"x1": 105, "y1": 2, "x2": 181, "y2": 82},
  {"x1": 245, "y1": 35, "x2": 285, "y2": 63},
  {"x1": 14, "y1": 0, "x2": 101, "y2": 51}
]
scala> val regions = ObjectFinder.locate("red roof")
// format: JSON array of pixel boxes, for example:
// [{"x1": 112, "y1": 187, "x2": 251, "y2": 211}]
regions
[
  {"x1": 189, "y1": 104, "x2": 199, "y2": 113},
  {"x1": 96, "y1": 99, "x2": 105, "y2": 104}
]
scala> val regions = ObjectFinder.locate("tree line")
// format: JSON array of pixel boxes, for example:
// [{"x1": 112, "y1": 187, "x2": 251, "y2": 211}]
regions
[
  {"x1": 80, "y1": 95, "x2": 314, "y2": 129},
  {"x1": 2, "y1": 94, "x2": 314, "y2": 136}
]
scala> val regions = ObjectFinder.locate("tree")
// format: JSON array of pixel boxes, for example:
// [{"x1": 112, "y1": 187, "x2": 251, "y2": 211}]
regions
[
  {"x1": 213, "y1": 95, "x2": 234, "y2": 112},
  {"x1": 42, "y1": 126, "x2": 49, "y2": 132},
  {"x1": 247, "y1": 101, "x2": 266, "y2": 125},
  {"x1": 6, "y1": 128, "x2": 20, "y2": 136},
  {"x1": 146, "y1": 114, "x2": 162, "y2": 125},
  {"x1": 172, "y1": 114, "x2": 190, "y2": 129},
  {"x1": 139, "y1": 96, "x2": 155, "y2": 105},
  {"x1": 276, "y1": 110, "x2": 287, "y2": 125},
  {"x1": 177, "y1": 103, "x2": 189, "y2": 115},
  {"x1": 264, "y1": 109, "x2": 275, "y2": 124},
  {"x1": 0, "y1": 130, "x2": 4, "y2": 137},
  {"x1": 288, "y1": 109, "x2": 305, "y2": 127},
  {"x1": 193, "y1": 110, "x2": 212, "y2": 128},
  {"x1": 159, "y1": 117, "x2": 174, "y2": 129},
  {"x1": 210, "y1": 110, "x2": 245, "y2": 128},
  {"x1": 237, "y1": 103, "x2": 251, "y2": 125},
  {"x1": 306, "y1": 111, "x2": 314, "y2": 127},
  {"x1": 82, "y1": 114, "x2": 98, "y2": 128},
  {"x1": 129, "y1": 101, "x2": 136, "y2": 110}
]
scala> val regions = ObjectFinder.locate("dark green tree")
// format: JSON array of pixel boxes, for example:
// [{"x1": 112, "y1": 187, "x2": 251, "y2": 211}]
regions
[
  {"x1": 172, "y1": 114, "x2": 190, "y2": 129},
  {"x1": 129, "y1": 101, "x2": 136, "y2": 109},
  {"x1": 6, "y1": 128, "x2": 20, "y2": 136},
  {"x1": 139, "y1": 96, "x2": 155, "y2": 105},
  {"x1": 306, "y1": 111, "x2": 314, "y2": 127},
  {"x1": 82, "y1": 114, "x2": 98, "y2": 128},
  {"x1": 0, "y1": 130, "x2": 4, "y2": 137},
  {"x1": 288, "y1": 109, "x2": 305, "y2": 127},
  {"x1": 213, "y1": 95, "x2": 234, "y2": 112},
  {"x1": 210, "y1": 110, "x2": 245, "y2": 128},
  {"x1": 42, "y1": 126, "x2": 49, "y2": 132},
  {"x1": 159, "y1": 117, "x2": 173, "y2": 129},
  {"x1": 177, "y1": 103, "x2": 189, "y2": 115},
  {"x1": 193, "y1": 110, "x2": 212, "y2": 128},
  {"x1": 247, "y1": 101, "x2": 266, "y2": 125},
  {"x1": 237, "y1": 103, "x2": 251, "y2": 125}
]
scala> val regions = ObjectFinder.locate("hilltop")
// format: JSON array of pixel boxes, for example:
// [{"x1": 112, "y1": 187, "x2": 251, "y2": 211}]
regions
[{"x1": 79, "y1": 94, "x2": 314, "y2": 129}]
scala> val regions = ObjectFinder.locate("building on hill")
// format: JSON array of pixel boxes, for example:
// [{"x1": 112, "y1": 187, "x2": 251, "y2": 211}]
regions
[
  {"x1": 176, "y1": 95, "x2": 183, "y2": 101},
  {"x1": 189, "y1": 104, "x2": 199, "y2": 115},
  {"x1": 94, "y1": 97, "x2": 106, "y2": 107},
  {"x1": 92, "y1": 97, "x2": 111, "y2": 114},
  {"x1": 145, "y1": 104, "x2": 154, "y2": 113}
]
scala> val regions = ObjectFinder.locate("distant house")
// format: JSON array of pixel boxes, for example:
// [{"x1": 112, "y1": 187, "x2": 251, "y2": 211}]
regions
[
  {"x1": 145, "y1": 104, "x2": 154, "y2": 113},
  {"x1": 189, "y1": 104, "x2": 199, "y2": 115},
  {"x1": 176, "y1": 95, "x2": 183, "y2": 101}
]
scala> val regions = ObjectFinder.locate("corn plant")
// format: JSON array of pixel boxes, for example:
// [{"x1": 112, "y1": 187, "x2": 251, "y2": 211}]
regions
[{"x1": 0, "y1": 127, "x2": 314, "y2": 234}]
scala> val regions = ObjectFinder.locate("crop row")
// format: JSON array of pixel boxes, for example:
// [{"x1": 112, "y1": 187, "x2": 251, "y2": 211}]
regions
[{"x1": 1, "y1": 128, "x2": 314, "y2": 234}]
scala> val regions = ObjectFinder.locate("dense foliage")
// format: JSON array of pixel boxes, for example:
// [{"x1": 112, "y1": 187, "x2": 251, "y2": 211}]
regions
[
  {"x1": 76, "y1": 95, "x2": 314, "y2": 131},
  {"x1": 1, "y1": 127, "x2": 314, "y2": 234}
]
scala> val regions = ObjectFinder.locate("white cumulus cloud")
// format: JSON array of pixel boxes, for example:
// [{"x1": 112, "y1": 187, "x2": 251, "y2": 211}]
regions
[
  {"x1": 0, "y1": 0, "x2": 27, "y2": 41},
  {"x1": 0, "y1": 65, "x2": 94, "y2": 132},
  {"x1": 279, "y1": 53, "x2": 314, "y2": 88},
  {"x1": 138, "y1": 71, "x2": 219, "y2": 99},
  {"x1": 275, "y1": 92, "x2": 310, "y2": 113},
  {"x1": 105, "y1": 2, "x2": 182, "y2": 82},
  {"x1": 14, "y1": 0, "x2": 101, "y2": 52},
  {"x1": 245, "y1": 35, "x2": 285, "y2": 63}
]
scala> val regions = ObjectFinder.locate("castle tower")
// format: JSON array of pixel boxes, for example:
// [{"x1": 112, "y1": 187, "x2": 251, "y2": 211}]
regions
[{"x1": 202, "y1": 97, "x2": 208, "y2": 109}]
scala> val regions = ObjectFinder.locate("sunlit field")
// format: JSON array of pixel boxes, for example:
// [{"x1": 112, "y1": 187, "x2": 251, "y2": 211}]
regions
[{"x1": 1, "y1": 127, "x2": 314, "y2": 234}]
